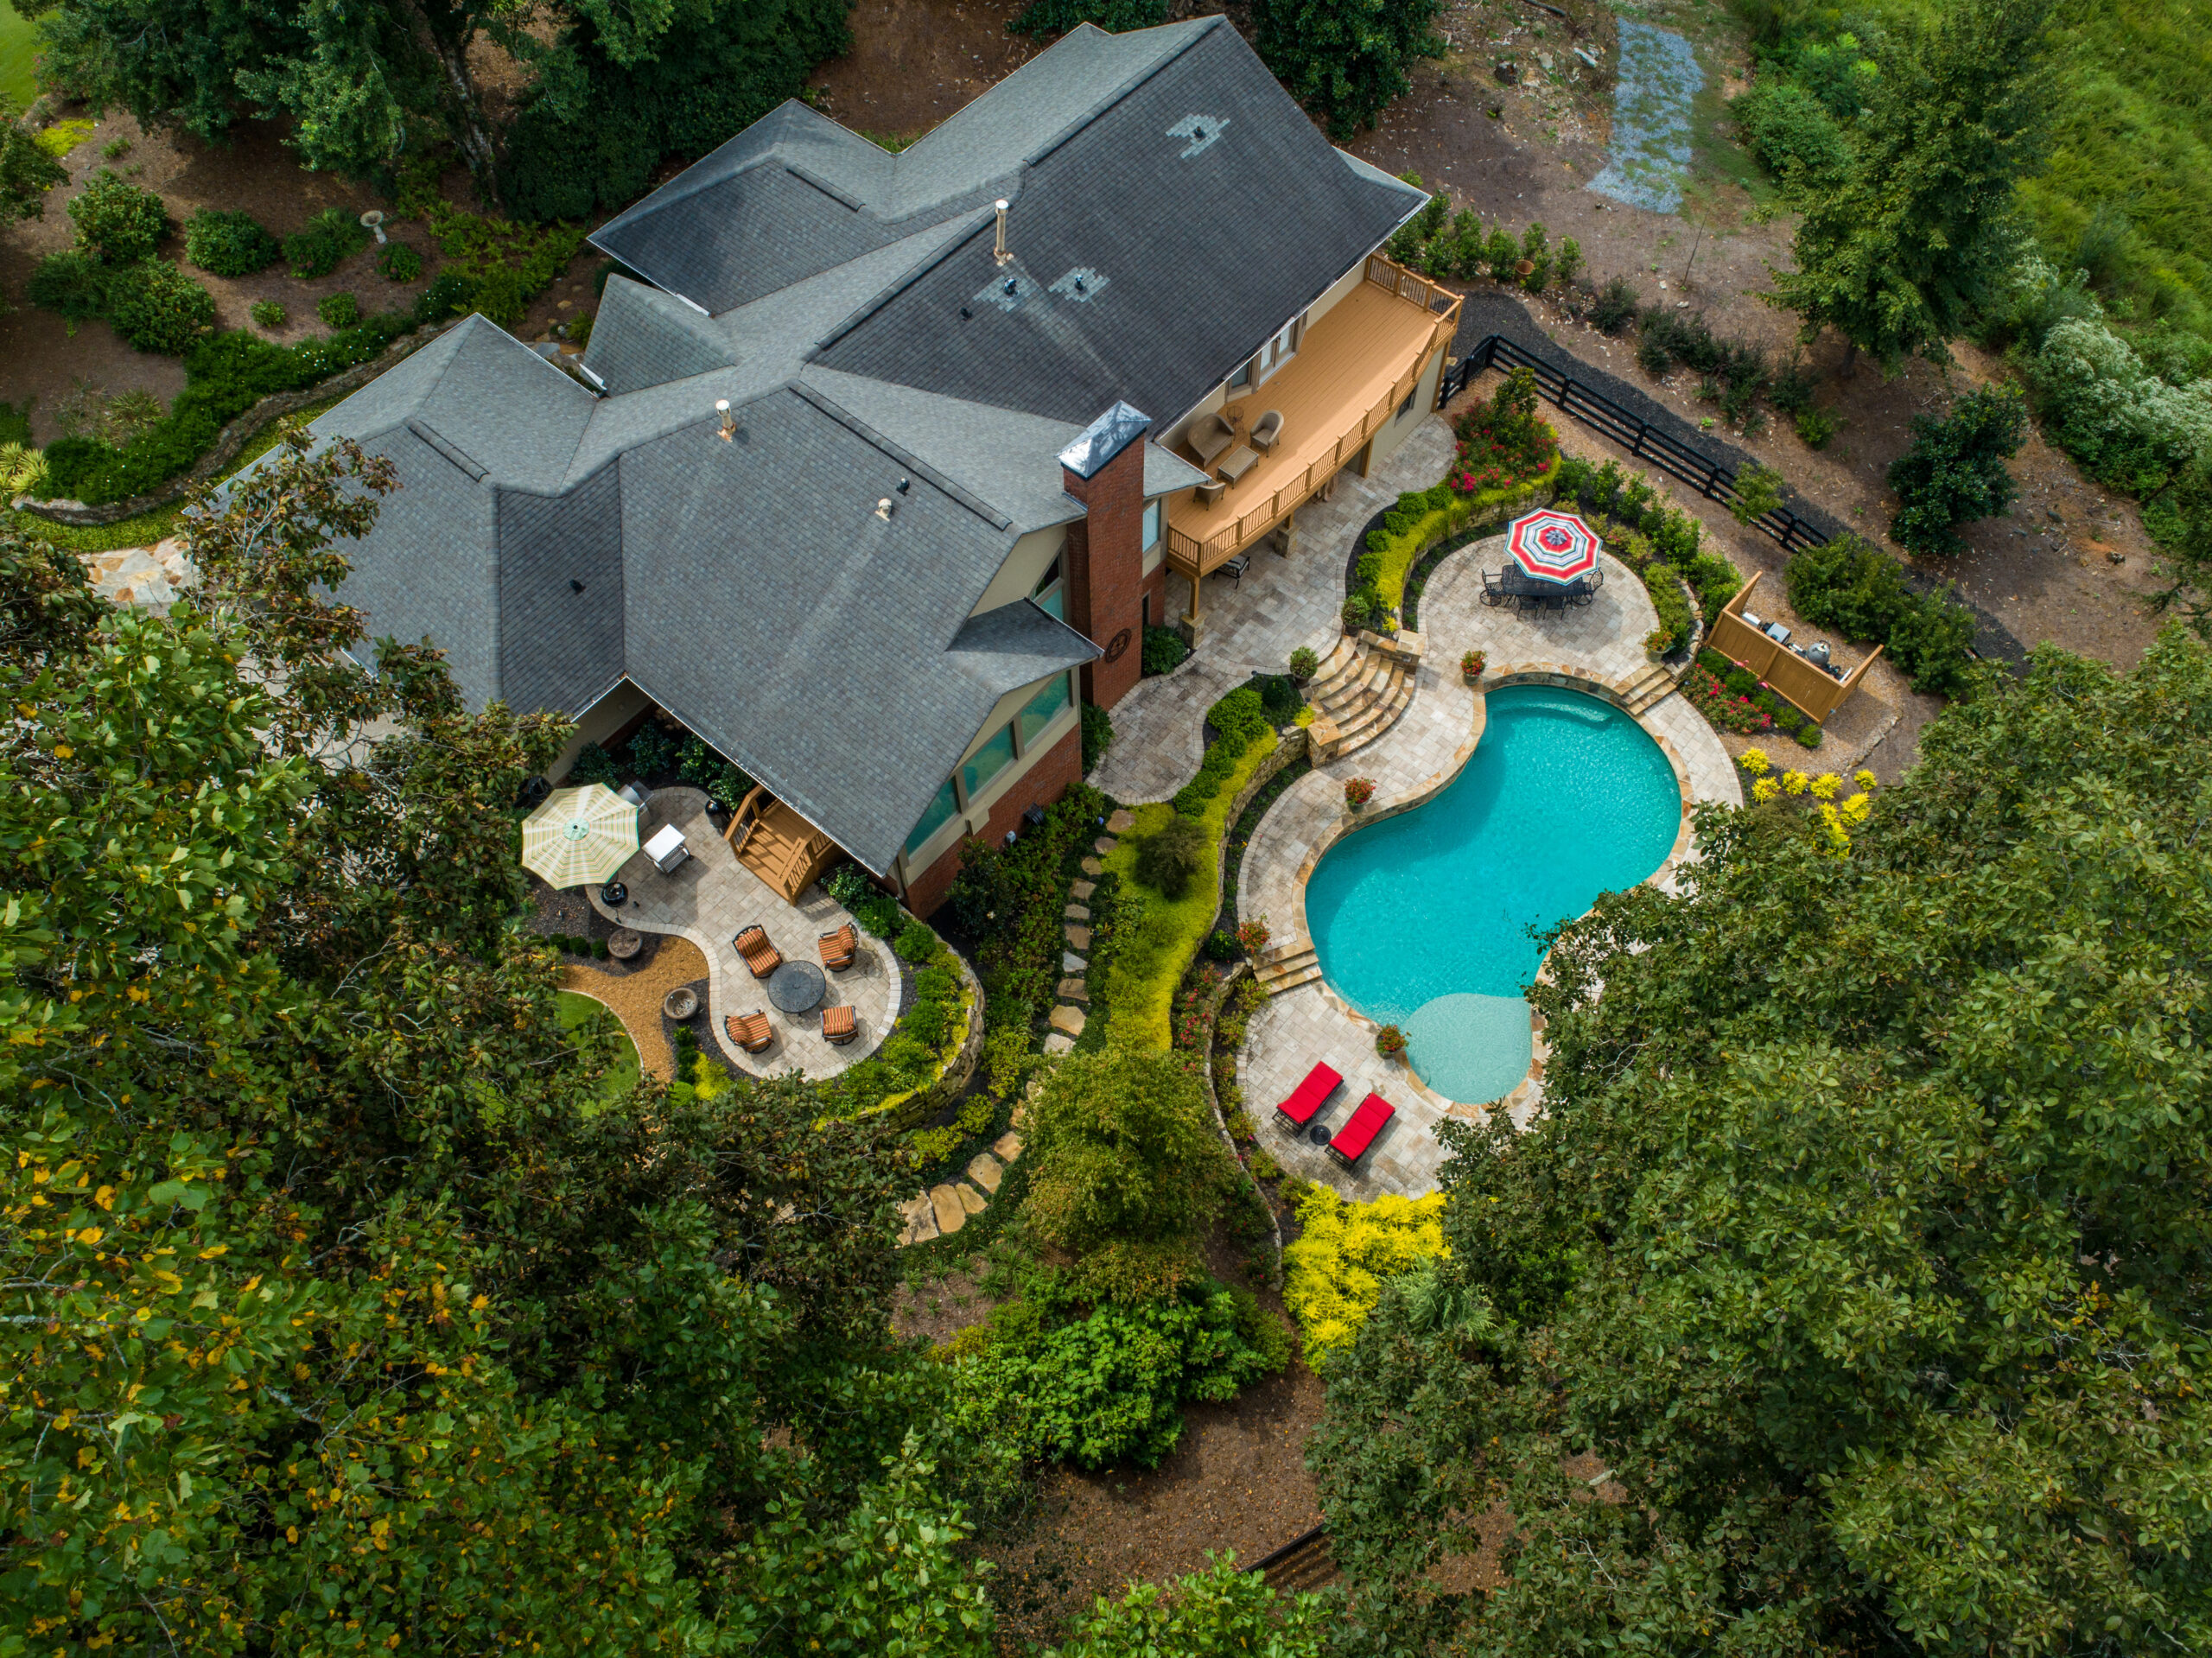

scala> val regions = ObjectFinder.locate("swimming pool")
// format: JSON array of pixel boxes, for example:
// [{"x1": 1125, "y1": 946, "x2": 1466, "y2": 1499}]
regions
[{"x1": 1305, "y1": 684, "x2": 1682, "y2": 1103}]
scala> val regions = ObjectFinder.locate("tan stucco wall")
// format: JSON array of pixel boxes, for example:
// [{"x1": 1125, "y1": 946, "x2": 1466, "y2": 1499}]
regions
[
  {"x1": 1364, "y1": 340, "x2": 1448, "y2": 472},
  {"x1": 547, "y1": 678, "x2": 652, "y2": 781}
]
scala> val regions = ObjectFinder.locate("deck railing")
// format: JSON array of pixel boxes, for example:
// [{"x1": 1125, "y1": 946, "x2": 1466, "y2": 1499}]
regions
[{"x1": 1166, "y1": 258, "x2": 1460, "y2": 577}]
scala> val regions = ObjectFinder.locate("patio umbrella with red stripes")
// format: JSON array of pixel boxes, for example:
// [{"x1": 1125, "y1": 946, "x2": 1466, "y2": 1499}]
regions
[{"x1": 1505, "y1": 509, "x2": 1602, "y2": 584}]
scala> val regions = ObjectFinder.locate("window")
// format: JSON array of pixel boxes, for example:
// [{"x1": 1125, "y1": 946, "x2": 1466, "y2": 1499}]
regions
[
  {"x1": 905, "y1": 775, "x2": 959, "y2": 854},
  {"x1": 1253, "y1": 314, "x2": 1300, "y2": 384},
  {"x1": 1397, "y1": 385, "x2": 1417, "y2": 421},
  {"x1": 1141, "y1": 499, "x2": 1162, "y2": 551},
  {"x1": 1033, "y1": 554, "x2": 1065, "y2": 620},
  {"x1": 1018, "y1": 674, "x2": 1071, "y2": 748},
  {"x1": 961, "y1": 721, "x2": 1016, "y2": 801}
]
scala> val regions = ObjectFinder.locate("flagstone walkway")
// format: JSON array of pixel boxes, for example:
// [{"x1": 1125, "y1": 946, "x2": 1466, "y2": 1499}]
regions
[{"x1": 1236, "y1": 533, "x2": 1742, "y2": 1200}]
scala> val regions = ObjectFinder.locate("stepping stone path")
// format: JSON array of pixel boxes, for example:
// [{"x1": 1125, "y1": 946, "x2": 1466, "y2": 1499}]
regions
[
  {"x1": 899, "y1": 1130, "x2": 1028, "y2": 1247},
  {"x1": 898, "y1": 820, "x2": 1118, "y2": 1248}
]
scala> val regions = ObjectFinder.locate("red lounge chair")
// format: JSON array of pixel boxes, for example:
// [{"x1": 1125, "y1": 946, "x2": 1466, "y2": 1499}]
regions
[
  {"x1": 818, "y1": 923, "x2": 858, "y2": 973},
  {"x1": 1275, "y1": 1061, "x2": 1343, "y2": 1127},
  {"x1": 1328, "y1": 1093, "x2": 1395, "y2": 1167},
  {"x1": 820, "y1": 1003, "x2": 857, "y2": 1045},
  {"x1": 725, "y1": 1011, "x2": 772, "y2": 1054},
  {"x1": 733, "y1": 925, "x2": 783, "y2": 979}
]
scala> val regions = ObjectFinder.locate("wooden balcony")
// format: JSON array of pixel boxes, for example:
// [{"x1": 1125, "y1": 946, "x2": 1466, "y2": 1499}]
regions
[{"x1": 1166, "y1": 257, "x2": 1461, "y2": 592}]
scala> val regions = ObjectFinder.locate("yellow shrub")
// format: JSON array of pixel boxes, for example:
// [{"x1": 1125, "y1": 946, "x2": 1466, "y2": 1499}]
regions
[{"x1": 1282, "y1": 1186, "x2": 1447, "y2": 1357}]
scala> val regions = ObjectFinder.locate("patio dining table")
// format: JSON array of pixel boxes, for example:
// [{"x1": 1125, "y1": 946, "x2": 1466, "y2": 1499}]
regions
[{"x1": 1488, "y1": 565, "x2": 1596, "y2": 612}]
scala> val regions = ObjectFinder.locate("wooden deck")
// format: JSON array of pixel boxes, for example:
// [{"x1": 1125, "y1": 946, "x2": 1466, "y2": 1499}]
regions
[{"x1": 1166, "y1": 258, "x2": 1460, "y2": 584}]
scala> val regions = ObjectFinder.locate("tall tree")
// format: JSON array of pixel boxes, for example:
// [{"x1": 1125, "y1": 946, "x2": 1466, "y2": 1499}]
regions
[
  {"x1": 1254, "y1": 0, "x2": 1444, "y2": 143},
  {"x1": 1306, "y1": 632, "x2": 2212, "y2": 1655},
  {"x1": 0, "y1": 438, "x2": 996, "y2": 1656},
  {"x1": 1768, "y1": 0, "x2": 2056, "y2": 371}
]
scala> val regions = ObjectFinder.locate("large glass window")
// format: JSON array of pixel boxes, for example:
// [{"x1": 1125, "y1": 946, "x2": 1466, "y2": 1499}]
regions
[
  {"x1": 961, "y1": 721, "x2": 1016, "y2": 802},
  {"x1": 904, "y1": 776, "x2": 959, "y2": 855},
  {"x1": 1141, "y1": 499, "x2": 1162, "y2": 551},
  {"x1": 1018, "y1": 674, "x2": 1071, "y2": 749}
]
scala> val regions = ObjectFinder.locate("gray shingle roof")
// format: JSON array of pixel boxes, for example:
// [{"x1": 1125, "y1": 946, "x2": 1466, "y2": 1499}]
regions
[{"x1": 308, "y1": 20, "x2": 1399, "y2": 877}]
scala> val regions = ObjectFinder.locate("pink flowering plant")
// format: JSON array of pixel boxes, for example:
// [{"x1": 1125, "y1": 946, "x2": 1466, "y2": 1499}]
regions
[{"x1": 1449, "y1": 366, "x2": 1559, "y2": 496}]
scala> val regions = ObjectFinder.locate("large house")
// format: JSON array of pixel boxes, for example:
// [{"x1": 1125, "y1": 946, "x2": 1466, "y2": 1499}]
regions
[{"x1": 313, "y1": 17, "x2": 1459, "y2": 914}]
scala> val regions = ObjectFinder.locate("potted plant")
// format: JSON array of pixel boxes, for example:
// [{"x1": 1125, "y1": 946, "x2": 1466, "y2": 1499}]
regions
[
  {"x1": 1461, "y1": 648, "x2": 1486, "y2": 682},
  {"x1": 1344, "y1": 778, "x2": 1376, "y2": 810},
  {"x1": 1237, "y1": 916, "x2": 1272, "y2": 957},
  {"x1": 1376, "y1": 1024, "x2": 1407, "y2": 1059},
  {"x1": 1288, "y1": 646, "x2": 1319, "y2": 683}
]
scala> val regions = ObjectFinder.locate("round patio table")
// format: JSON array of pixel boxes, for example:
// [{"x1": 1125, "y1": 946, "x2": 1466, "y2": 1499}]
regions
[{"x1": 766, "y1": 961, "x2": 827, "y2": 1015}]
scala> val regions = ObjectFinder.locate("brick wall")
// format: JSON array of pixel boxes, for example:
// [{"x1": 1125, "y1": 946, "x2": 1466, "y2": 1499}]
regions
[
  {"x1": 903, "y1": 721, "x2": 1084, "y2": 918},
  {"x1": 1061, "y1": 435, "x2": 1149, "y2": 711}
]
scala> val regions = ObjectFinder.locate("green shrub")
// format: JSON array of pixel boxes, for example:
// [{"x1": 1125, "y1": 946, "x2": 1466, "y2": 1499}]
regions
[
  {"x1": 903, "y1": 997, "x2": 951, "y2": 1050},
  {"x1": 1643, "y1": 562, "x2": 1694, "y2": 657},
  {"x1": 1796, "y1": 405, "x2": 1841, "y2": 448},
  {"x1": 1141, "y1": 625, "x2": 1188, "y2": 676},
  {"x1": 284, "y1": 207, "x2": 371, "y2": 278},
  {"x1": 1081, "y1": 702, "x2": 1112, "y2": 773},
  {"x1": 1134, "y1": 816, "x2": 1207, "y2": 899},
  {"x1": 1592, "y1": 277, "x2": 1640, "y2": 334},
  {"x1": 1203, "y1": 929, "x2": 1239, "y2": 962},
  {"x1": 1696, "y1": 646, "x2": 1732, "y2": 677},
  {"x1": 590, "y1": 937, "x2": 608, "y2": 960},
  {"x1": 377, "y1": 242, "x2": 424, "y2": 283},
  {"x1": 182, "y1": 209, "x2": 278, "y2": 277},
  {"x1": 68, "y1": 171, "x2": 168, "y2": 264},
  {"x1": 1784, "y1": 534, "x2": 1979, "y2": 697},
  {"x1": 249, "y1": 299, "x2": 285, "y2": 329},
  {"x1": 106, "y1": 259, "x2": 216, "y2": 355},
  {"x1": 1724, "y1": 665, "x2": 1759, "y2": 697},
  {"x1": 853, "y1": 894, "x2": 902, "y2": 937},
  {"x1": 567, "y1": 741, "x2": 620, "y2": 785},
  {"x1": 1796, "y1": 723, "x2": 1823, "y2": 748},
  {"x1": 316, "y1": 291, "x2": 360, "y2": 329},
  {"x1": 414, "y1": 270, "x2": 474, "y2": 323},
  {"x1": 27, "y1": 250, "x2": 109, "y2": 321},
  {"x1": 1886, "y1": 384, "x2": 2028, "y2": 556},
  {"x1": 1637, "y1": 334, "x2": 1672, "y2": 375},
  {"x1": 1732, "y1": 82, "x2": 1853, "y2": 191},
  {"x1": 894, "y1": 919, "x2": 941, "y2": 963}
]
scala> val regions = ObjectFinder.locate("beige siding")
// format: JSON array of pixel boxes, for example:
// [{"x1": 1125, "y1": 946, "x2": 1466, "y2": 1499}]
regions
[
  {"x1": 969, "y1": 524, "x2": 1070, "y2": 616},
  {"x1": 1365, "y1": 340, "x2": 1446, "y2": 471},
  {"x1": 547, "y1": 679, "x2": 652, "y2": 781}
]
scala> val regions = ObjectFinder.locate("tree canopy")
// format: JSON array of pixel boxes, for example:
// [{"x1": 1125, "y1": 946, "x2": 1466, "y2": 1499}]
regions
[
  {"x1": 0, "y1": 435, "x2": 996, "y2": 1655},
  {"x1": 1769, "y1": 0, "x2": 2056, "y2": 371},
  {"x1": 1306, "y1": 631, "x2": 2212, "y2": 1655},
  {"x1": 1254, "y1": 0, "x2": 1444, "y2": 143}
]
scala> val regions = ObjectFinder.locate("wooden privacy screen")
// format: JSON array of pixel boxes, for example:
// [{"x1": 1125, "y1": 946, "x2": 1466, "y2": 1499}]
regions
[{"x1": 1706, "y1": 573, "x2": 1880, "y2": 728}]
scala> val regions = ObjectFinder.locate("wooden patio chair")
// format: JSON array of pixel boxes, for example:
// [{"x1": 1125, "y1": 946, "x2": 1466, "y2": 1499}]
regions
[
  {"x1": 818, "y1": 923, "x2": 858, "y2": 973},
  {"x1": 733, "y1": 925, "x2": 783, "y2": 979},
  {"x1": 820, "y1": 1004, "x2": 857, "y2": 1045},
  {"x1": 725, "y1": 1011, "x2": 772, "y2": 1054}
]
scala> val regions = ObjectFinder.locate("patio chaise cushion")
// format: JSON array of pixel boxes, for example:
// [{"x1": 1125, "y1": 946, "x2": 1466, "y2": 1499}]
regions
[
  {"x1": 734, "y1": 925, "x2": 783, "y2": 978},
  {"x1": 726, "y1": 1011, "x2": 772, "y2": 1053},
  {"x1": 1275, "y1": 1061, "x2": 1343, "y2": 1126},
  {"x1": 1185, "y1": 412, "x2": 1235, "y2": 468},
  {"x1": 821, "y1": 1003, "x2": 857, "y2": 1044},
  {"x1": 819, "y1": 923, "x2": 858, "y2": 972},
  {"x1": 1328, "y1": 1092, "x2": 1395, "y2": 1166}
]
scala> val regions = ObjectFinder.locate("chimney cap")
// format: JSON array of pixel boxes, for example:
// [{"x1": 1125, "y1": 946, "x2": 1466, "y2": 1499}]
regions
[{"x1": 1058, "y1": 400, "x2": 1152, "y2": 480}]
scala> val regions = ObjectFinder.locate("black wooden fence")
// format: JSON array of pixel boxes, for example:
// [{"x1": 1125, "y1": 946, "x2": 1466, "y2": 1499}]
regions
[{"x1": 1440, "y1": 336, "x2": 1831, "y2": 555}]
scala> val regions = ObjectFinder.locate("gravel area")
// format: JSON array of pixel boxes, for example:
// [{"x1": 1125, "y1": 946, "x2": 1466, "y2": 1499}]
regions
[{"x1": 560, "y1": 937, "x2": 708, "y2": 1081}]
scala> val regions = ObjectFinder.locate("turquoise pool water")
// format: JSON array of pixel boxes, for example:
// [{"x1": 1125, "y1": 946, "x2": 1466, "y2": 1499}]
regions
[{"x1": 1306, "y1": 685, "x2": 1681, "y2": 1102}]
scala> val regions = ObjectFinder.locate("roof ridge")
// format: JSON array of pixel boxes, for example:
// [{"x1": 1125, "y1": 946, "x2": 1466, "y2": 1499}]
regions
[
  {"x1": 786, "y1": 380, "x2": 1013, "y2": 530},
  {"x1": 1026, "y1": 17, "x2": 1220, "y2": 169},
  {"x1": 807, "y1": 206, "x2": 994, "y2": 352}
]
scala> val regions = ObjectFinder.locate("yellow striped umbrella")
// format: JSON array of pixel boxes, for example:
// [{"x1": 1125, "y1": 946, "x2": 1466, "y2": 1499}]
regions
[{"x1": 520, "y1": 785, "x2": 639, "y2": 888}]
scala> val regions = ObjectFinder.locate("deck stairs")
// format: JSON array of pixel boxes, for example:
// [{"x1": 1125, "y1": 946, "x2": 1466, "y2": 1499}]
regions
[
  {"x1": 1620, "y1": 662, "x2": 1679, "y2": 716},
  {"x1": 1253, "y1": 940, "x2": 1320, "y2": 997},
  {"x1": 1306, "y1": 634, "x2": 1414, "y2": 761}
]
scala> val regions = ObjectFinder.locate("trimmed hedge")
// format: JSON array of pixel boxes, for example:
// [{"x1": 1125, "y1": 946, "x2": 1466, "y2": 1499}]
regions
[
  {"x1": 1171, "y1": 685, "x2": 1270, "y2": 817},
  {"x1": 183, "y1": 209, "x2": 278, "y2": 277},
  {"x1": 1358, "y1": 475, "x2": 1548, "y2": 617}
]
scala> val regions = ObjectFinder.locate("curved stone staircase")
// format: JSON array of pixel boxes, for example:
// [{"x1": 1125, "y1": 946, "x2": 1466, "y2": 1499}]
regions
[{"x1": 1306, "y1": 632, "x2": 1418, "y2": 762}]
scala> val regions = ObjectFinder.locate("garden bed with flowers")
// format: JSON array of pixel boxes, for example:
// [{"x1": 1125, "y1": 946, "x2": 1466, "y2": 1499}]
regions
[{"x1": 1736, "y1": 748, "x2": 1879, "y2": 854}]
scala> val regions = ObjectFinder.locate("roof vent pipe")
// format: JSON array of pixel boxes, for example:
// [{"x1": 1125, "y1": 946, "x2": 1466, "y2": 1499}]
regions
[
  {"x1": 993, "y1": 199, "x2": 1013, "y2": 267},
  {"x1": 876, "y1": 498, "x2": 895, "y2": 521},
  {"x1": 715, "y1": 398, "x2": 734, "y2": 442}
]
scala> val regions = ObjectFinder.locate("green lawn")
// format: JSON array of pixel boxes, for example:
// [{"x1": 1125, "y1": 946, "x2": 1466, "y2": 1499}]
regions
[
  {"x1": 0, "y1": 4, "x2": 39, "y2": 110},
  {"x1": 557, "y1": 989, "x2": 641, "y2": 1108}
]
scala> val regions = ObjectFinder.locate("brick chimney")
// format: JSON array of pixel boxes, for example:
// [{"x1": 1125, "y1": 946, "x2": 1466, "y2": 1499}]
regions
[{"x1": 1058, "y1": 401, "x2": 1157, "y2": 711}]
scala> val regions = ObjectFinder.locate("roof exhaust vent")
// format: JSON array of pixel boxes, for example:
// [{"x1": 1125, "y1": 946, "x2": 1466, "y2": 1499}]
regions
[
  {"x1": 875, "y1": 498, "x2": 895, "y2": 521},
  {"x1": 993, "y1": 199, "x2": 1013, "y2": 267},
  {"x1": 896, "y1": 477, "x2": 912, "y2": 494},
  {"x1": 715, "y1": 398, "x2": 734, "y2": 442}
]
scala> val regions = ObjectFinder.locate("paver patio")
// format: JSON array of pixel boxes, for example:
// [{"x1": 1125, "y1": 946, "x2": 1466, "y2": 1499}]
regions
[
  {"x1": 1237, "y1": 532, "x2": 1742, "y2": 1199},
  {"x1": 1091, "y1": 416, "x2": 1455, "y2": 803},
  {"x1": 588, "y1": 786, "x2": 899, "y2": 1078}
]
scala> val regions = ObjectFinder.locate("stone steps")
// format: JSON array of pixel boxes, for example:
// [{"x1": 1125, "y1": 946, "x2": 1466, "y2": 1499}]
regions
[
  {"x1": 898, "y1": 1128, "x2": 1027, "y2": 1247},
  {"x1": 1254, "y1": 943, "x2": 1319, "y2": 996},
  {"x1": 1307, "y1": 632, "x2": 1414, "y2": 763},
  {"x1": 1621, "y1": 663, "x2": 1679, "y2": 715}
]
